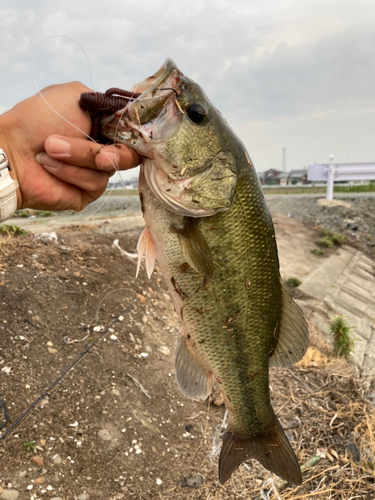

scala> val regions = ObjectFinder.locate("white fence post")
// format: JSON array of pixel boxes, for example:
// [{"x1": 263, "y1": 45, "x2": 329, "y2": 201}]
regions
[{"x1": 326, "y1": 165, "x2": 335, "y2": 200}]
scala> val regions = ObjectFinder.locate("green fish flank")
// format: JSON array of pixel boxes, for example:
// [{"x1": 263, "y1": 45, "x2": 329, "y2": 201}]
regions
[{"x1": 100, "y1": 59, "x2": 308, "y2": 486}]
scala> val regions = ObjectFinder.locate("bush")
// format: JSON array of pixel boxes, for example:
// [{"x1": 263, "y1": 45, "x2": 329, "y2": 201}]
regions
[{"x1": 330, "y1": 315, "x2": 355, "y2": 359}]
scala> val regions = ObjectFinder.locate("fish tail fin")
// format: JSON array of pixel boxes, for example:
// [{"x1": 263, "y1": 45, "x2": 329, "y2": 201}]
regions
[{"x1": 219, "y1": 418, "x2": 302, "y2": 485}]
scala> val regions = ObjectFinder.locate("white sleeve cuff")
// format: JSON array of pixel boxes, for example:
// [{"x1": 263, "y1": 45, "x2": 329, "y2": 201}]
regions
[{"x1": 0, "y1": 167, "x2": 19, "y2": 223}]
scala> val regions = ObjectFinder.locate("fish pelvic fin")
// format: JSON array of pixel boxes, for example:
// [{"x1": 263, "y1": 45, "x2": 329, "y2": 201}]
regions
[
  {"x1": 136, "y1": 226, "x2": 157, "y2": 279},
  {"x1": 219, "y1": 418, "x2": 302, "y2": 485},
  {"x1": 175, "y1": 335, "x2": 211, "y2": 401},
  {"x1": 269, "y1": 286, "x2": 309, "y2": 367}
]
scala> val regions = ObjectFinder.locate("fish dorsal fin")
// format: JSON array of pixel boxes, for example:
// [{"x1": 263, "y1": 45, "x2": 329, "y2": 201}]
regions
[
  {"x1": 175, "y1": 335, "x2": 211, "y2": 401},
  {"x1": 136, "y1": 226, "x2": 156, "y2": 279},
  {"x1": 175, "y1": 218, "x2": 214, "y2": 280},
  {"x1": 269, "y1": 286, "x2": 309, "y2": 367}
]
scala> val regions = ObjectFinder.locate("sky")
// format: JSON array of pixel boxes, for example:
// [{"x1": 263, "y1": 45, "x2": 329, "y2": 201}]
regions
[{"x1": 1, "y1": 0, "x2": 375, "y2": 180}]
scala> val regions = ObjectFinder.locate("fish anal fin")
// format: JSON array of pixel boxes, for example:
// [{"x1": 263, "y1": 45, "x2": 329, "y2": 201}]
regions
[
  {"x1": 269, "y1": 286, "x2": 309, "y2": 367},
  {"x1": 175, "y1": 335, "x2": 211, "y2": 402},
  {"x1": 136, "y1": 226, "x2": 156, "y2": 279},
  {"x1": 175, "y1": 218, "x2": 214, "y2": 281},
  {"x1": 219, "y1": 419, "x2": 302, "y2": 485}
]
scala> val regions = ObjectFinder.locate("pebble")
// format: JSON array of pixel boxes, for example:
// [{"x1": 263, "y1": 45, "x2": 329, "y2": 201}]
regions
[
  {"x1": 159, "y1": 346, "x2": 170, "y2": 356},
  {"x1": 78, "y1": 494, "x2": 89, "y2": 500},
  {"x1": 34, "y1": 477, "x2": 45, "y2": 484},
  {"x1": 179, "y1": 474, "x2": 204, "y2": 489},
  {"x1": 48, "y1": 347, "x2": 57, "y2": 354},
  {"x1": 0, "y1": 490, "x2": 19, "y2": 500},
  {"x1": 50, "y1": 498, "x2": 63, "y2": 500},
  {"x1": 40, "y1": 439, "x2": 46, "y2": 446},
  {"x1": 30, "y1": 455, "x2": 44, "y2": 467},
  {"x1": 112, "y1": 388, "x2": 120, "y2": 396},
  {"x1": 46, "y1": 341, "x2": 53, "y2": 347},
  {"x1": 52, "y1": 454, "x2": 62, "y2": 465},
  {"x1": 98, "y1": 429, "x2": 112, "y2": 441},
  {"x1": 18, "y1": 471, "x2": 27, "y2": 478},
  {"x1": 136, "y1": 293, "x2": 146, "y2": 304},
  {"x1": 156, "y1": 478, "x2": 163, "y2": 485}
]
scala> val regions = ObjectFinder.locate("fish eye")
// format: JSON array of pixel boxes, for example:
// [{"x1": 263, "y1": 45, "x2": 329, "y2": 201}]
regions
[{"x1": 187, "y1": 103, "x2": 206, "y2": 124}]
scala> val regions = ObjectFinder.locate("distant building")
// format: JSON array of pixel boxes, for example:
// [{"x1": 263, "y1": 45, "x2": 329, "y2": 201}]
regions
[
  {"x1": 257, "y1": 168, "x2": 309, "y2": 186},
  {"x1": 287, "y1": 169, "x2": 309, "y2": 185}
]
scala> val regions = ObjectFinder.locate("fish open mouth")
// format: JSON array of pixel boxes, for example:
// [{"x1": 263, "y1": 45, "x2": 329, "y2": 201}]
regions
[{"x1": 79, "y1": 59, "x2": 181, "y2": 145}]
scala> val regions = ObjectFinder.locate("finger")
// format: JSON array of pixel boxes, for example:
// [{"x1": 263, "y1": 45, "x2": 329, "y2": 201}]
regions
[
  {"x1": 44, "y1": 134, "x2": 141, "y2": 171},
  {"x1": 95, "y1": 143, "x2": 141, "y2": 171},
  {"x1": 37, "y1": 155, "x2": 110, "y2": 193}
]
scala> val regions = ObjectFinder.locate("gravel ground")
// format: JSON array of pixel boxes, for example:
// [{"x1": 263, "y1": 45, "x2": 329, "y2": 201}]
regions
[{"x1": 266, "y1": 193, "x2": 375, "y2": 259}]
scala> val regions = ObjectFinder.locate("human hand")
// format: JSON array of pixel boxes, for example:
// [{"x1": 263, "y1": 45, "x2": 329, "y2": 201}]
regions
[{"x1": 0, "y1": 82, "x2": 140, "y2": 212}]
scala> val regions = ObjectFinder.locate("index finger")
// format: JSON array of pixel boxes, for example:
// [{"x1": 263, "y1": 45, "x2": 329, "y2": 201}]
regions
[{"x1": 44, "y1": 135, "x2": 141, "y2": 172}]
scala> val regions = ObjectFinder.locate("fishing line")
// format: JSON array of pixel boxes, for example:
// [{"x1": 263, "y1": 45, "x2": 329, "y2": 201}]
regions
[{"x1": 0, "y1": 300, "x2": 137, "y2": 443}]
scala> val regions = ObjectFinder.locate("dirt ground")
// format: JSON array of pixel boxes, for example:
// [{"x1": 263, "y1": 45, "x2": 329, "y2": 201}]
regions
[{"x1": 1, "y1": 194, "x2": 375, "y2": 500}]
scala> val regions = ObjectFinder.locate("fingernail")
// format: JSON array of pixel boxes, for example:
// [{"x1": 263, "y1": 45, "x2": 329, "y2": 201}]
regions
[
  {"x1": 47, "y1": 136, "x2": 71, "y2": 157},
  {"x1": 97, "y1": 150, "x2": 120, "y2": 170},
  {"x1": 36, "y1": 152, "x2": 61, "y2": 169}
]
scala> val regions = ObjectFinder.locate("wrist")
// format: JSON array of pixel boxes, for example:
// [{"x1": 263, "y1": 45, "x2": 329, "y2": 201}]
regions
[{"x1": 0, "y1": 112, "x2": 23, "y2": 211}]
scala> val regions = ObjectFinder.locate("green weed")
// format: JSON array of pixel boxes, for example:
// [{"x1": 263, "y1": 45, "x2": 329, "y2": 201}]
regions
[
  {"x1": 311, "y1": 248, "x2": 325, "y2": 255},
  {"x1": 330, "y1": 315, "x2": 355, "y2": 360},
  {"x1": 0, "y1": 224, "x2": 28, "y2": 236},
  {"x1": 22, "y1": 441, "x2": 36, "y2": 452},
  {"x1": 317, "y1": 237, "x2": 334, "y2": 248},
  {"x1": 285, "y1": 277, "x2": 302, "y2": 287}
]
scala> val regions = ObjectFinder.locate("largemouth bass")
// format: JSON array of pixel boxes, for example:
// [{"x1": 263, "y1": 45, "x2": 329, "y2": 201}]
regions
[{"x1": 100, "y1": 60, "x2": 308, "y2": 485}]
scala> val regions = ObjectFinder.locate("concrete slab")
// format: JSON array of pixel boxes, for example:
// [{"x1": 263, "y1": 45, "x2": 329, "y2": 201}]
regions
[{"x1": 299, "y1": 244, "x2": 375, "y2": 376}]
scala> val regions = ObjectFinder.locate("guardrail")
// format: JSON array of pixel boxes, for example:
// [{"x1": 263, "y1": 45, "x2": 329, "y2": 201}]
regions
[{"x1": 308, "y1": 163, "x2": 375, "y2": 200}]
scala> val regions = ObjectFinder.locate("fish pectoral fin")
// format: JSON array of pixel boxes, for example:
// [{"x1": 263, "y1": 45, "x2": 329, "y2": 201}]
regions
[
  {"x1": 175, "y1": 217, "x2": 214, "y2": 280},
  {"x1": 175, "y1": 335, "x2": 211, "y2": 402},
  {"x1": 269, "y1": 286, "x2": 309, "y2": 367},
  {"x1": 136, "y1": 226, "x2": 157, "y2": 279},
  {"x1": 219, "y1": 418, "x2": 302, "y2": 485}
]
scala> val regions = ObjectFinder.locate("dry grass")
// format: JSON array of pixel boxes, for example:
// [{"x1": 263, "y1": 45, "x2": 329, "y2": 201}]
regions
[{"x1": 196, "y1": 322, "x2": 375, "y2": 499}]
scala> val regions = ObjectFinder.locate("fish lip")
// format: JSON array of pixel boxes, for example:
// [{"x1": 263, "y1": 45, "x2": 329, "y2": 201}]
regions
[{"x1": 100, "y1": 59, "x2": 180, "y2": 139}]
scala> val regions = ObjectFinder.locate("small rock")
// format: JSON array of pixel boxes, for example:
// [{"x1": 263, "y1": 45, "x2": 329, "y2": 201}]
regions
[
  {"x1": 18, "y1": 471, "x2": 27, "y2": 478},
  {"x1": 42, "y1": 468, "x2": 47, "y2": 474},
  {"x1": 46, "y1": 341, "x2": 53, "y2": 347},
  {"x1": 98, "y1": 429, "x2": 112, "y2": 441},
  {"x1": 34, "y1": 477, "x2": 45, "y2": 484},
  {"x1": 52, "y1": 454, "x2": 62, "y2": 465},
  {"x1": 128, "y1": 333, "x2": 135, "y2": 342},
  {"x1": 156, "y1": 478, "x2": 162, "y2": 486},
  {"x1": 112, "y1": 388, "x2": 120, "y2": 396},
  {"x1": 346, "y1": 441, "x2": 360, "y2": 462},
  {"x1": 50, "y1": 498, "x2": 63, "y2": 500},
  {"x1": 30, "y1": 455, "x2": 44, "y2": 467},
  {"x1": 40, "y1": 398, "x2": 49, "y2": 407},
  {"x1": 136, "y1": 293, "x2": 146, "y2": 304},
  {"x1": 142, "y1": 315, "x2": 148, "y2": 324},
  {"x1": 40, "y1": 439, "x2": 46, "y2": 446},
  {"x1": 159, "y1": 346, "x2": 170, "y2": 356},
  {"x1": 179, "y1": 474, "x2": 204, "y2": 489},
  {"x1": 48, "y1": 347, "x2": 57, "y2": 354},
  {"x1": 109, "y1": 334, "x2": 118, "y2": 341},
  {"x1": 78, "y1": 495, "x2": 89, "y2": 500},
  {"x1": 0, "y1": 490, "x2": 19, "y2": 500}
]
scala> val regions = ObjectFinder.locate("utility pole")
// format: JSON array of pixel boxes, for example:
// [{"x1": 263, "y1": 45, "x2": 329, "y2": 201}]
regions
[{"x1": 282, "y1": 148, "x2": 286, "y2": 172}]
